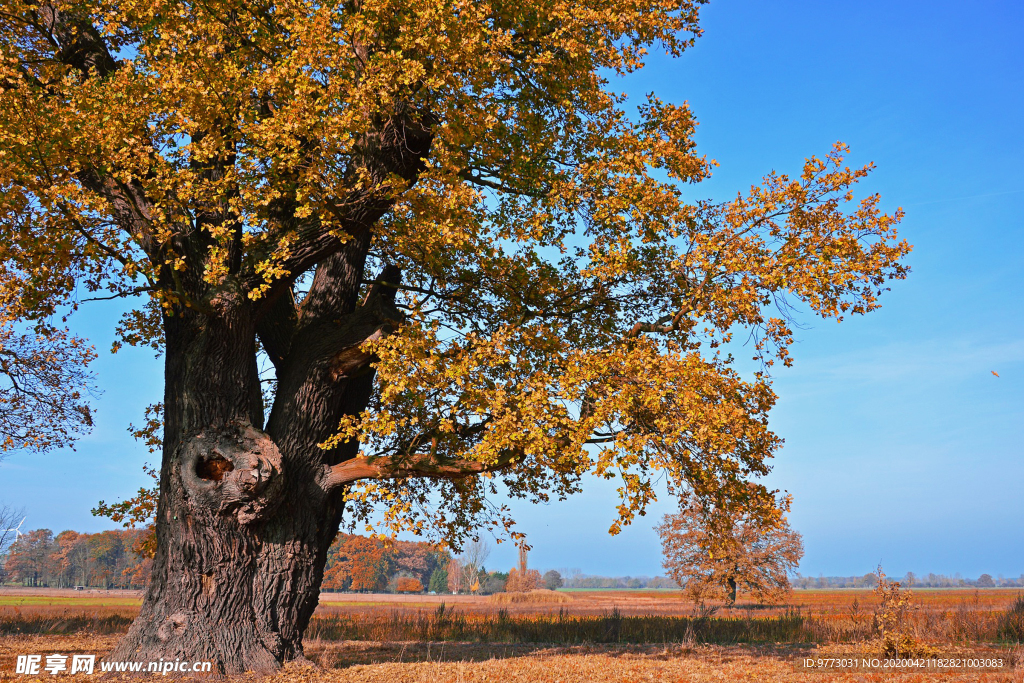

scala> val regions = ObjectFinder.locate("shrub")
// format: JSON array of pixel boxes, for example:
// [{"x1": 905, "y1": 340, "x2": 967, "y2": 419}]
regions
[
  {"x1": 997, "y1": 594, "x2": 1024, "y2": 643},
  {"x1": 506, "y1": 567, "x2": 542, "y2": 592},
  {"x1": 396, "y1": 576, "x2": 424, "y2": 593},
  {"x1": 873, "y1": 566, "x2": 926, "y2": 657}
]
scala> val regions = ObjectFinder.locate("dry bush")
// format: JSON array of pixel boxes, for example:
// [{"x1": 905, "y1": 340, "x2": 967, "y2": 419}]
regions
[
  {"x1": 395, "y1": 577, "x2": 423, "y2": 594},
  {"x1": 873, "y1": 566, "x2": 926, "y2": 657},
  {"x1": 997, "y1": 594, "x2": 1024, "y2": 643},
  {"x1": 489, "y1": 590, "x2": 573, "y2": 605},
  {"x1": 505, "y1": 568, "x2": 542, "y2": 593}
]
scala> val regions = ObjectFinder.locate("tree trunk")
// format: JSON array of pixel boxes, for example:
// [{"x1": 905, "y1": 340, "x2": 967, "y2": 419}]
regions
[
  {"x1": 109, "y1": 284, "x2": 374, "y2": 674},
  {"x1": 726, "y1": 576, "x2": 738, "y2": 606}
]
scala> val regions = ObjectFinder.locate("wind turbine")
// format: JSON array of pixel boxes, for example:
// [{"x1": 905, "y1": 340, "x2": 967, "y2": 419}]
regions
[{"x1": 2, "y1": 517, "x2": 26, "y2": 541}]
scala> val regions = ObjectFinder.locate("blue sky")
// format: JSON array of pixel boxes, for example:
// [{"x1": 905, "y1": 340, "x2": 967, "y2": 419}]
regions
[{"x1": 1, "y1": 0, "x2": 1022, "y2": 580}]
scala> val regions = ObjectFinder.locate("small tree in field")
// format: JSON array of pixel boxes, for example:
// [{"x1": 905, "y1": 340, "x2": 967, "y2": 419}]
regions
[
  {"x1": 543, "y1": 570, "x2": 564, "y2": 590},
  {"x1": 873, "y1": 566, "x2": 923, "y2": 657},
  {"x1": 658, "y1": 494, "x2": 803, "y2": 605}
]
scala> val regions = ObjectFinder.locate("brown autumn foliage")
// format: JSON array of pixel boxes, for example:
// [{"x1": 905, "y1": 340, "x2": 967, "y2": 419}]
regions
[
  {"x1": 658, "y1": 494, "x2": 803, "y2": 606},
  {"x1": 505, "y1": 568, "x2": 542, "y2": 593},
  {"x1": 873, "y1": 565, "x2": 929, "y2": 657},
  {"x1": 503, "y1": 544, "x2": 540, "y2": 593},
  {"x1": 321, "y1": 534, "x2": 448, "y2": 593},
  {"x1": 447, "y1": 559, "x2": 465, "y2": 594},
  {"x1": 394, "y1": 577, "x2": 423, "y2": 593},
  {"x1": 2, "y1": 528, "x2": 151, "y2": 588},
  {"x1": 0, "y1": 311, "x2": 97, "y2": 455}
]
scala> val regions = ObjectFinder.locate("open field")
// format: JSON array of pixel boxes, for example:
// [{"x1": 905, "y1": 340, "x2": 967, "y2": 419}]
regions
[
  {"x1": 0, "y1": 589, "x2": 1021, "y2": 680},
  {"x1": 0, "y1": 634, "x2": 1020, "y2": 682},
  {"x1": 4, "y1": 586, "x2": 1021, "y2": 614}
]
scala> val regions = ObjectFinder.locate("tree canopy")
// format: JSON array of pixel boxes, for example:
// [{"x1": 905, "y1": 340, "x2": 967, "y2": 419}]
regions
[
  {"x1": 658, "y1": 493, "x2": 804, "y2": 605},
  {"x1": 0, "y1": 0, "x2": 909, "y2": 546}
]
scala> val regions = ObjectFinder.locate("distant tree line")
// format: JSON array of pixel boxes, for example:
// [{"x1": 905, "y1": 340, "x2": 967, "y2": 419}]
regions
[
  {"x1": 558, "y1": 571, "x2": 678, "y2": 590},
  {"x1": 322, "y1": 535, "x2": 571, "y2": 595},
  {"x1": 793, "y1": 572, "x2": 1024, "y2": 589},
  {"x1": 2, "y1": 529, "x2": 581, "y2": 594},
  {"x1": 0, "y1": 528, "x2": 152, "y2": 588},
  {"x1": 16, "y1": 527, "x2": 1011, "y2": 594}
]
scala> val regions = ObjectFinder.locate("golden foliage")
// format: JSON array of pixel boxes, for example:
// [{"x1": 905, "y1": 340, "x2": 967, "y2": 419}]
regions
[
  {"x1": 873, "y1": 566, "x2": 929, "y2": 658},
  {"x1": 0, "y1": 0, "x2": 910, "y2": 545}
]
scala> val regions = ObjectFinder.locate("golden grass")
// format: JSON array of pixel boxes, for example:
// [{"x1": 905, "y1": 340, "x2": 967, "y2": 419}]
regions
[
  {"x1": 488, "y1": 590, "x2": 574, "y2": 605},
  {"x1": 298, "y1": 646, "x2": 1022, "y2": 683},
  {"x1": 1, "y1": 588, "x2": 1022, "y2": 651},
  {"x1": 0, "y1": 635, "x2": 1019, "y2": 682}
]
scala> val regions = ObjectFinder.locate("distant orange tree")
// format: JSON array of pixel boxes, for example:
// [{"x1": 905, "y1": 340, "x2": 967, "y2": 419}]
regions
[
  {"x1": 322, "y1": 535, "x2": 394, "y2": 592},
  {"x1": 395, "y1": 576, "x2": 423, "y2": 593},
  {"x1": 657, "y1": 494, "x2": 803, "y2": 605},
  {"x1": 505, "y1": 545, "x2": 541, "y2": 592},
  {"x1": 505, "y1": 568, "x2": 541, "y2": 593},
  {"x1": 321, "y1": 533, "x2": 448, "y2": 592}
]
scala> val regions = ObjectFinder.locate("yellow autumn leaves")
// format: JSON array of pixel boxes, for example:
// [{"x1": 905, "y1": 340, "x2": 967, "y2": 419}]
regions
[{"x1": 0, "y1": 1, "x2": 909, "y2": 546}]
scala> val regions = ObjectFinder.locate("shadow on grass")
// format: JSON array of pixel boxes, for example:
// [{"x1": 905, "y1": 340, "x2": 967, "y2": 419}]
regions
[
  {"x1": 305, "y1": 604, "x2": 814, "y2": 646},
  {"x1": 0, "y1": 603, "x2": 815, "y2": 644},
  {"x1": 303, "y1": 639, "x2": 818, "y2": 670},
  {"x1": 0, "y1": 610, "x2": 134, "y2": 635}
]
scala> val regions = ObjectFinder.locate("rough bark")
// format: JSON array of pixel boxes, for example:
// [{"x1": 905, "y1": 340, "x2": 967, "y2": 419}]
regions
[{"x1": 109, "y1": 245, "x2": 409, "y2": 674}]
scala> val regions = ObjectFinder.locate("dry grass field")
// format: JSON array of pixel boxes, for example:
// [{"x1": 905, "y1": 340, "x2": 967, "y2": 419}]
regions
[{"x1": 0, "y1": 588, "x2": 1021, "y2": 681}]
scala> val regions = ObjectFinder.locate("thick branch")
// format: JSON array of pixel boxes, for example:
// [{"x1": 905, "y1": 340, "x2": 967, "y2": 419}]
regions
[
  {"x1": 245, "y1": 111, "x2": 433, "y2": 299},
  {"x1": 295, "y1": 230, "x2": 373, "y2": 326},
  {"x1": 321, "y1": 450, "x2": 520, "y2": 490},
  {"x1": 28, "y1": 4, "x2": 118, "y2": 77},
  {"x1": 263, "y1": 264, "x2": 404, "y2": 469},
  {"x1": 75, "y1": 171, "x2": 160, "y2": 263},
  {"x1": 255, "y1": 286, "x2": 298, "y2": 369}
]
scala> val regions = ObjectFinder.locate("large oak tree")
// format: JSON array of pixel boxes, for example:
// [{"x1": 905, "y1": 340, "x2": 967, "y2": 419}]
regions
[{"x1": 0, "y1": 0, "x2": 909, "y2": 673}]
